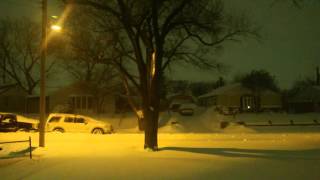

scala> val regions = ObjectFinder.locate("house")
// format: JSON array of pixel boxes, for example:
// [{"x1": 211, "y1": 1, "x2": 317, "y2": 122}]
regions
[
  {"x1": 26, "y1": 81, "x2": 115, "y2": 114},
  {"x1": 0, "y1": 84, "x2": 28, "y2": 113},
  {"x1": 198, "y1": 83, "x2": 282, "y2": 113},
  {"x1": 287, "y1": 85, "x2": 320, "y2": 113}
]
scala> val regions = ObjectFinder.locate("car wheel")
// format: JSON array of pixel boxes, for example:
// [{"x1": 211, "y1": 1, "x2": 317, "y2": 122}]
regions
[
  {"x1": 92, "y1": 128, "x2": 104, "y2": 134},
  {"x1": 53, "y1": 128, "x2": 64, "y2": 133}
]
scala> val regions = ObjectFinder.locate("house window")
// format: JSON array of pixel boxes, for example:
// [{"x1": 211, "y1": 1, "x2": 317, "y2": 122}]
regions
[
  {"x1": 76, "y1": 97, "x2": 81, "y2": 109},
  {"x1": 241, "y1": 95, "x2": 256, "y2": 111},
  {"x1": 82, "y1": 96, "x2": 86, "y2": 109},
  {"x1": 88, "y1": 98, "x2": 92, "y2": 109},
  {"x1": 4, "y1": 96, "x2": 9, "y2": 106},
  {"x1": 69, "y1": 95, "x2": 94, "y2": 112}
]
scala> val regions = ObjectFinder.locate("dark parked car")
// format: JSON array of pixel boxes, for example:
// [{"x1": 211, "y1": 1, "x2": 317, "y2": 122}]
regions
[{"x1": 0, "y1": 113, "x2": 38, "y2": 132}]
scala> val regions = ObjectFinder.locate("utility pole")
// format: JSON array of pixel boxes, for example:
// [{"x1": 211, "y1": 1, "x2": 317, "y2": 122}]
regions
[{"x1": 39, "y1": 0, "x2": 47, "y2": 147}]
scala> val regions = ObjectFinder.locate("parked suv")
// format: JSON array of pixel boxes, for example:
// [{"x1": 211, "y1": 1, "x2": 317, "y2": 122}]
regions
[{"x1": 46, "y1": 113, "x2": 113, "y2": 134}]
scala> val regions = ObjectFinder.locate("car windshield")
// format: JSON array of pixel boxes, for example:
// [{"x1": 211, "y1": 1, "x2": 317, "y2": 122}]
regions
[{"x1": 48, "y1": 116, "x2": 61, "y2": 123}]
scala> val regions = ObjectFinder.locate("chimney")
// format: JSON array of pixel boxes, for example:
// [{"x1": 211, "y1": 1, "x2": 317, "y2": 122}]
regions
[{"x1": 317, "y1": 66, "x2": 320, "y2": 85}]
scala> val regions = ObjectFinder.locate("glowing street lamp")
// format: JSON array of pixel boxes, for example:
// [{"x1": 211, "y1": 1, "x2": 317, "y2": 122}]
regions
[
  {"x1": 50, "y1": 15, "x2": 62, "y2": 32},
  {"x1": 40, "y1": 1, "x2": 70, "y2": 147},
  {"x1": 39, "y1": 2, "x2": 62, "y2": 147},
  {"x1": 39, "y1": 0, "x2": 47, "y2": 148},
  {"x1": 50, "y1": 24, "x2": 62, "y2": 32}
]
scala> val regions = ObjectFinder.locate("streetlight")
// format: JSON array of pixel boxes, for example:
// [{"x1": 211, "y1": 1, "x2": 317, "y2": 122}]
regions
[
  {"x1": 50, "y1": 15, "x2": 62, "y2": 32},
  {"x1": 39, "y1": 0, "x2": 61, "y2": 147},
  {"x1": 39, "y1": 0, "x2": 47, "y2": 148},
  {"x1": 50, "y1": 24, "x2": 62, "y2": 32}
]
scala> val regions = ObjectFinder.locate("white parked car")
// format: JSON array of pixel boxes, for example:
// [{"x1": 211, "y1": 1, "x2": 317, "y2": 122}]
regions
[
  {"x1": 178, "y1": 103, "x2": 197, "y2": 116},
  {"x1": 46, "y1": 113, "x2": 113, "y2": 134}
]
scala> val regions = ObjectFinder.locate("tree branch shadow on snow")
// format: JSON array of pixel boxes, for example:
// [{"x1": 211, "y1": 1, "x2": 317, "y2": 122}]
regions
[
  {"x1": 0, "y1": 147, "x2": 37, "y2": 159},
  {"x1": 159, "y1": 147, "x2": 320, "y2": 160}
]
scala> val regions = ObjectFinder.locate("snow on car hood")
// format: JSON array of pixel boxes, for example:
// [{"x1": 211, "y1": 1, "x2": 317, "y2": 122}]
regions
[
  {"x1": 179, "y1": 103, "x2": 197, "y2": 109},
  {"x1": 16, "y1": 115, "x2": 39, "y2": 124}
]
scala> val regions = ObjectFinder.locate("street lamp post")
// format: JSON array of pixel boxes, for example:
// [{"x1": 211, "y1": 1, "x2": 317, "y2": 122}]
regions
[{"x1": 39, "y1": 0, "x2": 47, "y2": 147}]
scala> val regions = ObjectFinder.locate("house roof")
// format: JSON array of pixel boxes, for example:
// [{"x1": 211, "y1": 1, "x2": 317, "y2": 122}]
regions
[
  {"x1": 198, "y1": 83, "x2": 244, "y2": 98},
  {"x1": 0, "y1": 83, "x2": 18, "y2": 94},
  {"x1": 30, "y1": 81, "x2": 88, "y2": 97},
  {"x1": 0, "y1": 84, "x2": 29, "y2": 96},
  {"x1": 198, "y1": 83, "x2": 279, "y2": 99}
]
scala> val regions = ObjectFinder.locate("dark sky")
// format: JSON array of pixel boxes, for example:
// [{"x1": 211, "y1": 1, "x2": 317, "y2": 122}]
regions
[
  {"x1": 174, "y1": 0, "x2": 320, "y2": 88},
  {"x1": 1, "y1": 0, "x2": 320, "y2": 89}
]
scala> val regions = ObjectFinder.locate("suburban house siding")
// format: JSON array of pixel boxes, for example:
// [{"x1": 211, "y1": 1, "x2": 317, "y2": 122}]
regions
[
  {"x1": 198, "y1": 83, "x2": 282, "y2": 112},
  {"x1": 49, "y1": 82, "x2": 115, "y2": 114}
]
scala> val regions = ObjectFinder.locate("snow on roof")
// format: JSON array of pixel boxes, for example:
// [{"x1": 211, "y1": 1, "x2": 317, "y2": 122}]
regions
[
  {"x1": 198, "y1": 83, "x2": 280, "y2": 99},
  {"x1": 198, "y1": 83, "x2": 244, "y2": 98}
]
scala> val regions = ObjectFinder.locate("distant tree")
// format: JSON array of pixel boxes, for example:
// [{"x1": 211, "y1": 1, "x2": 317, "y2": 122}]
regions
[
  {"x1": 272, "y1": 0, "x2": 320, "y2": 8},
  {"x1": 190, "y1": 82, "x2": 212, "y2": 97},
  {"x1": 168, "y1": 80, "x2": 189, "y2": 95},
  {"x1": 66, "y1": 0, "x2": 259, "y2": 150},
  {"x1": 0, "y1": 18, "x2": 57, "y2": 94},
  {"x1": 241, "y1": 70, "x2": 279, "y2": 92},
  {"x1": 288, "y1": 76, "x2": 317, "y2": 96},
  {"x1": 190, "y1": 77, "x2": 226, "y2": 97},
  {"x1": 240, "y1": 69, "x2": 279, "y2": 111},
  {"x1": 214, "y1": 76, "x2": 226, "y2": 89}
]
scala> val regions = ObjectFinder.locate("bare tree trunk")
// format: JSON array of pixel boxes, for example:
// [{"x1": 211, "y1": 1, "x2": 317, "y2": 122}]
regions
[
  {"x1": 143, "y1": 70, "x2": 161, "y2": 151},
  {"x1": 143, "y1": 103, "x2": 159, "y2": 150}
]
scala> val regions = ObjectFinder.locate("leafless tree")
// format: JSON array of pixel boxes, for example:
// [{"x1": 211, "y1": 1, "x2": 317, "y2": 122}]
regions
[
  {"x1": 271, "y1": 0, "x2": 320, "y2": 8},
  {"x1": 59, "y1": 9, "x2": 119, "y2": 113},
  {"x1": 65, "y1": 0, "x2": 259, "y2": 150},
  {"x1": 0, "y1": 18, "x2": 56, "y2": 95}
]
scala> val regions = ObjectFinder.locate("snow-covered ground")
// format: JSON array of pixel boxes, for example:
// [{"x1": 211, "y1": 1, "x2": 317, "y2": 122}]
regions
[
  {"x1": 1, "y1": 132, "x2": 320, "y2": 180},
  {"x1": 1, "y1": 109, "x2": 320, "y2": 179}
]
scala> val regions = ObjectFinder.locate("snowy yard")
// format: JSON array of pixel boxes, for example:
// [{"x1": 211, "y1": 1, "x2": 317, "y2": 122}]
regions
[
  {"x1": 1, "y1": 110, "x2": 320, "y2": 179},
  {"x1": 1, "y1": 131, "x2": 320, "y2": 180}
]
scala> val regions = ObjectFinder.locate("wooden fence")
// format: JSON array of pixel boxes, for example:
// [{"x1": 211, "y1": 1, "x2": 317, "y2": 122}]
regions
[{"x1": 0, "y1": 136, "x2": 32, "y2": 159}]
